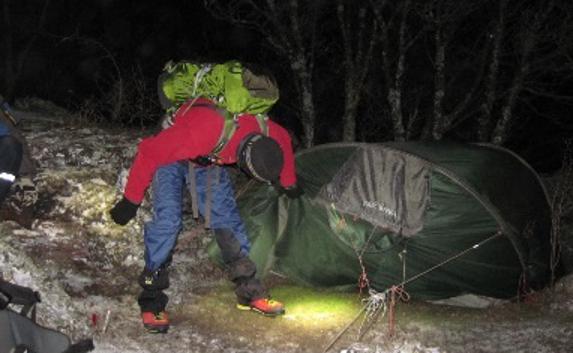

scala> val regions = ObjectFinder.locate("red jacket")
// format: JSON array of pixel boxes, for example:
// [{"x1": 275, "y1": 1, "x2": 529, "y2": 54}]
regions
[{"x1": 124, "y1": 99, "x2": 297, "y2": 204}]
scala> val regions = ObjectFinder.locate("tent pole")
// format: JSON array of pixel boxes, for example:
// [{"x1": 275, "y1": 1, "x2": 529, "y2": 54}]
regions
[{"x1": 399, "y1": 231, "x2": 503, "y2": 288}]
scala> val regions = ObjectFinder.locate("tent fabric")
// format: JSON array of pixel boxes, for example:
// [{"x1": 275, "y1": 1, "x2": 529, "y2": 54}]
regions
[
  {"x1": 215, "y1": 142, "x2": 553, "y2": 300},
  {"x1": 319, "y1": 145, "x2": 431, "y2": 237}
]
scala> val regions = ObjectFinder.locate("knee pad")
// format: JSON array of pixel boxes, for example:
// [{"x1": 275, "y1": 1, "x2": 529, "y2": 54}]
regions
[
  {"x1": 228, "y1": 257, "x2": 257, "y2": 283},
  {"x1": 214, "y1": 228, "x2": 243, "y2": 264}
]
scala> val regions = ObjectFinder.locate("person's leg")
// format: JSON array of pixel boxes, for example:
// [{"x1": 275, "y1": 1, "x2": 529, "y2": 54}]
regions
[
  {"x1": 194, "y1": 166, "x2": 250, "y2": 251},
  {"x1": 0, "y1": 136, "x2": 23, "y2": 207},
  {"x1": 195, "y1": 167, "x2": 283, "y2": 315},
  {"x1": 138, "y1": 162, "x2": 185, "y2": 332},
  {"x1": 212, "y1": 228, "x2": 275, "y2": 307}
]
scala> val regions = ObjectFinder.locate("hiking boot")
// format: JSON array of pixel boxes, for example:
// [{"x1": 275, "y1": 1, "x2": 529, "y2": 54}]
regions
[
  {"x1": 141, "y1": 311, "x2": 169, "y2": 333},
  {"x1": 236, "y1": 298, "x2": 285, "y2": 317}
]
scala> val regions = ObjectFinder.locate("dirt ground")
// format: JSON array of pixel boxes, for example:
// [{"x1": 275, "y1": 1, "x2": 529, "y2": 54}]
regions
[
  {"x1": 1, "y1": 103, "x2": 572, "y2": 353},
  {"x1": 2, "y1": 218, "x2": 572, "y2": 353}
]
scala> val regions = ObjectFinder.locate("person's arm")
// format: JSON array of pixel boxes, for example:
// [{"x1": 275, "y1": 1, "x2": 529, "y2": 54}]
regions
[
  {"x1": 110, "y1": 104, "x2": 224, "y2": 225},
  {"x1": 110, "y1": 122, "x2": 214, "y2": 226},
  {"x1": 123, "y1": 123, "x2": 214, "y2": 204},
  {"x1": 268, "y1": 122, "x2": 297, "y2": 188}
]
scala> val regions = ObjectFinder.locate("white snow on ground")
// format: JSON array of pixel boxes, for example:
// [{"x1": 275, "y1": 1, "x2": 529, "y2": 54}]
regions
[{"x1": 1, "y1": 102, "x2": 572, "y2": 353}]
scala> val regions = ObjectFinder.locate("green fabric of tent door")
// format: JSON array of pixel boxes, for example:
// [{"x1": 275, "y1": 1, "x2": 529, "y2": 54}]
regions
[{"x1": 212, "y1": 142, "x2": 554, "y2": 300}]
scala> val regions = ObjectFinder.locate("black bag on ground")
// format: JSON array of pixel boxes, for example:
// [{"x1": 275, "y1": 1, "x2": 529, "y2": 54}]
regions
[{"x1": 0, "y1": 279, "x2": 94, "y2": 353}]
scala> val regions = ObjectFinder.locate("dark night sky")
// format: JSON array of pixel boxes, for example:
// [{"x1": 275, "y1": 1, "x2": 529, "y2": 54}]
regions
[
  {"x1": 60, "y1": 2, "x2": 257, "y2": 95},
  {"x1": 2, "y1": 0, "x2": 573, "y2": 174},
  {"x1": 6, "y1": 1, "x2": 263, "y2": 102}
]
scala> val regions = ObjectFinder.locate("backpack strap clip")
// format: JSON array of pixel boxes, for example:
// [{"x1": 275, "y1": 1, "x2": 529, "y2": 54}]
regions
[{"x1": 180, "y1": 100, "x2": 268, "y2": 162}]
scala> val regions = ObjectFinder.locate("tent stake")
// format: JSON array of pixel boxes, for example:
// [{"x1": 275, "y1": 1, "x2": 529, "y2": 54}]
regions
[{"x1": 322, "y1": 230, "x2": 503, "y2": 353}]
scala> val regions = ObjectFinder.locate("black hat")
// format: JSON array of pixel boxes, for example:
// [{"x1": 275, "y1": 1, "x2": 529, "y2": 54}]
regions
[{"x1": 237, "y1": 134, "x2": 284, "y2": 184}]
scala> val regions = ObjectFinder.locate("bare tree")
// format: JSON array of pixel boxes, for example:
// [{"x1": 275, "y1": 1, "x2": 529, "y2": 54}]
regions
[
  {"x1": 369, "y1": 0, "x2": 490, "y2": 142},
  {"x1": 549, "y1": 140, "x2": 573, "y2": 285},
  {"x1": 414, "y1": 0, "x2": 573, "y2": 145},
  {"x1": 336, "y1": 0, "x2": 377, "y2": 142},
  {"x1": 416, "y1": 0, "x2": 485, "y2": 140},
  {"x1": 204, "y1": 0, "x2": 325, "y2": 148},
  {"x1": 490, "y1": 0, "x2": 571, "y2": 145},
  {"x1": 491, "y1": 3, "x2": 545, "y2": 145},
  {"x1": 478, "y1": 0, "x2": 509, "y2": 142},
  {"x1": 371, "y1": 0, "x2": 427, "y2": 141}
]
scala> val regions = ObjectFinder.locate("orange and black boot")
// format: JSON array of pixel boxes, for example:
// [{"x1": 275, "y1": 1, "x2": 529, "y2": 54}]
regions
[
  {"x1": 141, "y1": 311, "x2": 170, "y2": 333},
  {"x1": 237, "y1": 298, "x2": 285, "y2": 317}
]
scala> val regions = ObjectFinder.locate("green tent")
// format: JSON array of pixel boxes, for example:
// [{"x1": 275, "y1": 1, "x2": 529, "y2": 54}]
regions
[{"x1": 230, "y1": 142, "x2": 553, "y2": 300}]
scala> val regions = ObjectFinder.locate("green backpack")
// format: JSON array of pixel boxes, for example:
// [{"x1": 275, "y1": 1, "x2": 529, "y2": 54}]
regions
[
  {"x1": 158, "y1": 60, "x2": 279, "y2": 116},
  {"x1": 158, "y1": 60, "x2": 279, "y2": 155},
  {"x1": 157, "y1": 61, "x2": 281, "y2": 227}
]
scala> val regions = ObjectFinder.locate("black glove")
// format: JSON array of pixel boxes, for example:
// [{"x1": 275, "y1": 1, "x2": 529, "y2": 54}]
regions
[
  {"x1": 110, "y1": 197, "x2": 139, "y2": 225},
  {"x1": 280, "y1": 184, "x2": 304, "y2": 198}
]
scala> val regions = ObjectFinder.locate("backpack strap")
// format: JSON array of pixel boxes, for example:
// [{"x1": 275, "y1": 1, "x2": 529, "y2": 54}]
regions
[
  {"x1": 210, "y1": 111, "x2": 271, "y2": 158},
  {"x1": 0, "y1": 279, "x2": 41, "y2": 320},
  {"x1": 186, "y1": 160, "x2": 220, "y2": 230},
  {"x1": 255, "y1": 114, "x2": 269, "y2": 136},
  {"x1": 178, "y1": 101, "x2": 238, "y2": 161},
  {"x1": 203, "y1": 167, "x2": 220, "y2": 229},
  {"x1": 187, "y1": 162, "x2": 199, "y2": 221},
  {"x1": 178, "y1": 101, "x2": 268, "y2": 160},
  {"x1": 210, "y1": 109, "x2": 238, "y2": 157}
]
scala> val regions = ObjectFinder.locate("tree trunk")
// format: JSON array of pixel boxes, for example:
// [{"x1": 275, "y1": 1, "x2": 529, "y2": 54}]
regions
[
  {"x1": 377, "y1": 10, "x2": 403, "y2": 140},
  {"x1": 432, "y1": 26, "x2": 446, "y2": 141},
  {"x1": 205, "y1": 0, "x2": 320, "y2": 147},
  {"x1": 491, "y1": 15, "x2": 537, "y2": 145},
  {"x1": 373, "y1": 0, "x2": 414, "y2": 142},
  {"x1": 479, "y1": 0, "x2": 507, "y2": 142},
  {"x1": 491, "y1": 64, "x2": 526, "y2": 145},
  {"x1": 286, "y1": 0, "x2": 317, "y2": 147},
  {"x1": 389, "y1": 1, "x2": 410, "y2": 142},
  {"x1": 338, "y1": 2, "x2": 376, "y2": 142},
  {"x1": 296, "y1": 65, "x2": 316, "y2": 148}
]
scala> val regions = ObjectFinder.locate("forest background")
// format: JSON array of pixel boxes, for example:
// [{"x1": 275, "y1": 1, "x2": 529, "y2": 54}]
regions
[{"x1": 2, "y1": 0, "x2": 573, "y2": 173}]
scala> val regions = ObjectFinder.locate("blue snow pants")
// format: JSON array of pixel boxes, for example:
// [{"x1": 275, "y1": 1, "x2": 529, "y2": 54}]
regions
[
  {"x1": 143, "y1": 162, "x2": 250, "y2": 271},
  {"x1": 137, "y1": 162, "x2": 266, "y2": 313}
]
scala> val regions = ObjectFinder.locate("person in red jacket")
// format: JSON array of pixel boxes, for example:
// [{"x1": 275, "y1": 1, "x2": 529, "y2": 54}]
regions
[
  {"x1": 110, "y1": 97, "x2": 301, "y2": 333},
  {"x1": 121, "y1": 98, "x2": 297, "y2": 204}
]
